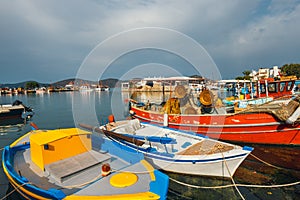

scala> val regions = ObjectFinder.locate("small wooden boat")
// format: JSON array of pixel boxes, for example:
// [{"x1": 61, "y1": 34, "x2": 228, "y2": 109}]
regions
[
  {"x1": 0, "y1": 100, "x2": 33, "y2": 124},
  {"x1": 2, "y1": 126, "x2": 169, "y2": 199},
  {"x1": 97, "y1": 119, "x2": 253, "y2": 178}
]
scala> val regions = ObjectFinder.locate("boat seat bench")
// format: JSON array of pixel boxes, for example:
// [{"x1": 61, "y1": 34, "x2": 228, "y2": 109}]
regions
[{"x1": 45, "y1": 150, "x2": 111, "y2": 183}]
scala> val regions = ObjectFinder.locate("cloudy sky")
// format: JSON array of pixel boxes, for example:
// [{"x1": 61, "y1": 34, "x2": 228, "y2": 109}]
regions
[{"x1": 0, "y1": 0, "x2": 299, "y2": 83}]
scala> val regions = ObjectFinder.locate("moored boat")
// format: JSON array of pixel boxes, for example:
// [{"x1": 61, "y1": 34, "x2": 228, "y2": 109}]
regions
[
  {"x1": 129, "y1": 86, "x2": 300, "y2": 146},
  {"x1": 2, "y1": 126, "x2": 169, "y2": 199},
  {"x1": 0, "y1": 100, "x2": 33, "y2": 123},
  {"x1": 223, "y1": 78, "x2": 296, "y2": 110},
  {"x1": 82, "y1": 119, "x2": 253, "y2": 178}
]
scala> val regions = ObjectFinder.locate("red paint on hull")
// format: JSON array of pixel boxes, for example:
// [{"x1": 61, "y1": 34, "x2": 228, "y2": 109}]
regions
[{"x1": 131, "y1": 107, "x2": 300, "y2": 145}]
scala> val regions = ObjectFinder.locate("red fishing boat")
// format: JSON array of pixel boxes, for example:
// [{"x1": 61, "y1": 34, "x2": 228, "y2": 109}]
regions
[{"x1": 129, "y1": 83, "x2": 300, "y2": 146}]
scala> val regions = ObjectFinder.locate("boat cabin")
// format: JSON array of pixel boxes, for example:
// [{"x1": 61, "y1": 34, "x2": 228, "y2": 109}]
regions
[
  {"x1": 30, "y1": 128, "x2": 92, "y2": 171},
  {"x1": 257, "y1": 78, "x2": 295, "y2": 98}
]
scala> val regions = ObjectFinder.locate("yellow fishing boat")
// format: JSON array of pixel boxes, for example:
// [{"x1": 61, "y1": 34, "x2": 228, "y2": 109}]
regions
[{"x1": 2, "y1": 126, "x2": 169, "y2": 199}]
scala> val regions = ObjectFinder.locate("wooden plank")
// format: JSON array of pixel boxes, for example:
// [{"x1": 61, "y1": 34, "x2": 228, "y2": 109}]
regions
[{"x1": 78, "y1": 123, "x2": 145, "y2": 146}]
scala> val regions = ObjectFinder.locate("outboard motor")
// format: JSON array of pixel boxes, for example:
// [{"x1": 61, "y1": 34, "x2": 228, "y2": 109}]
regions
[
  {"x1": 12, "y1": 100, "x2": 23, "y2": 106},
  {"x1": 13, "y1": 100, "x2": 34, "y2": 119}
]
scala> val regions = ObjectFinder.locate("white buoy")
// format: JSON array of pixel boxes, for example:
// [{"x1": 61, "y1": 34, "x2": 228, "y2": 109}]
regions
[
  {"x1": 163, "y1": 113, "x2": 168, "y2": 127},
  {"x1": 286, "y1": 107, "x2": 300, "y2": 124}
]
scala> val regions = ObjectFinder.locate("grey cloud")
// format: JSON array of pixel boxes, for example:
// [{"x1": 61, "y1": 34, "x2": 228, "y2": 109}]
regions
[{"x1": 0, "y1": 0, "x2": 299, "y2": 82}]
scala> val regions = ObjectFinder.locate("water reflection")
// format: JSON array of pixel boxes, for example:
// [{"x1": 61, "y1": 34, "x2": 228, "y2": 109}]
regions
[
  {"x1": 1, "y1": 91, "x2": 300, "y2": 200},
  {"x1": 0, "y1": 119, "x2": 27, "y2": 135}
]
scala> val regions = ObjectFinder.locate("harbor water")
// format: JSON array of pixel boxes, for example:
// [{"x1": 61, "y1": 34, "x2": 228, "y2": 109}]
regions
[{"x1": 0, "y1": 90, "x2": 300, "y2": 199}]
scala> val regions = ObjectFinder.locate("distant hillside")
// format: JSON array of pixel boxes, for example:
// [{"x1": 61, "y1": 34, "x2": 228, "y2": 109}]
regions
[
  {"x1": 0, "y1": 78, "x2": 120, "y2": 89},
  {"x1": 52, "y1": 78, "x2": 120, "y2": 88},
  {"x1": 102, "y1": 78, "x2": 120, "y2": 88},
  {"x1": 51, "y1": 79, "x2": 77, "y2": 87},
  {"x1": 0, "y1": 81, "x2": 49, "y2": 88}
]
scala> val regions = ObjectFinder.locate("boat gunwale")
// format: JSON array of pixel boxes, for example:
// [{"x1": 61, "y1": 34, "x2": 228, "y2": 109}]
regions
[
  {"x1": 2, "y1": 129, "x2": 169, "y2": 200},
  {"x1": 108, "y1": 137, "x2": 251, "y2": 163},
  {"x1": 2, "y1": 144, "x2": 66, "y2": 199},
  {"x1": 109, "y1": 122, "x2": 252, "y2": 163}
]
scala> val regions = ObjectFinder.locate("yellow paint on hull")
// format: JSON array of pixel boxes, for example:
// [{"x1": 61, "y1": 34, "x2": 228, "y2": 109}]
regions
[
  {"x1": 3, "y1": 159, "x2": 160, "y2": 200},
  {"x1": 140, "y1": 159, "x2": 155, "y2": 181},
  {"x1": 10, "y1": 131, "x2": 33, "y2": 147},
  {"x1": 2, "y1": 163, "x2": 51, "y2": 200},
  {"x1": 64, "y1": 191, "x2": 160, "y2": 200}
]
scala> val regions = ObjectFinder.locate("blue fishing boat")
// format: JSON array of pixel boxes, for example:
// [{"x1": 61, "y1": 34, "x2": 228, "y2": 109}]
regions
[{"x1": 2, "y1": 125, "x2": 169, "y2": 199}]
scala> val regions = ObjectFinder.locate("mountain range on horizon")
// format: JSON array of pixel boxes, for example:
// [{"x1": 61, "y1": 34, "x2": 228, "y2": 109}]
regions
[{"x1": 0, "y1": 78, "x2": 120, "y2": 89}]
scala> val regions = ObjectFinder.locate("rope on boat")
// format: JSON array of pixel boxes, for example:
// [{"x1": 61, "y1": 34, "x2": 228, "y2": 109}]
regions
[
  {"x1": 169, "y1": 151, "x2": 300, "y2": 189},
  {"x1": 61, "y1": 171, "x2": 103, "y2": 189},
  {"x1": 169, "y1": 177, "x2": 300, "y2": 189},
  {"x1": 249, "y1": 153, "x2": 284, "y2": 170},
  {"x1": 60, "y1": 168, "x2": 156, "y2": 189},
  {"x1": 0, "y1": 182, "x2": 31, "y2": 200},
  {"x1": 169, "y1": 148, "x2": 300, "y2": 199},
  {"x1": 221, "y1": 151, "x2": 246, "y2": 200},
  {"x1": 112, "y1": 169, "x2": 156, "y2": 175}
]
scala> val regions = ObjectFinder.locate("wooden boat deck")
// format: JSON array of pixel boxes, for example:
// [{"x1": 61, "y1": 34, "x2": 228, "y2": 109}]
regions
[
  {"x1": 73, "y1": 162, "x2": 151, "y2": 196},
  {"x1": 45, "y1": 150, "x2": 111, "y2": 183},
  {"x1": 10, "y1": 130, "x2": 156, "y2": 197},
  {"x1": 114, "y1": 122, "x2": 237, "y2": 156},
  {"x1": 13, "y1": 146, "x2": 152, "y2": 196},
  {"x1": 177, "y1": 140, "x2": 234, "y2": 155},
  {"x1": 14, "y1": 150, "x2": 78, "y2": 194}
]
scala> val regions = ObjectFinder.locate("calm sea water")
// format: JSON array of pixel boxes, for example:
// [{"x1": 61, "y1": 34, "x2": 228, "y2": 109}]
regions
[{"x1": 0, "y1": 90, "x2": 300, "y2": 199}]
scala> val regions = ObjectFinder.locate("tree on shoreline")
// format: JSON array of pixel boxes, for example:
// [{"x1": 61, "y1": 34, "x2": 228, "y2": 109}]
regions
[
  {"x1": 236, "y1": 70, "x2": 251, "y2": 80},
  {"x1": 25, "y1": 81, "x2": 39, "y2": 90},
  {"x1": 281, "y1": 64, "x2": 300, "y2": 78},
  {"x1": 235, "y1": 64, "x2": 300, "y2": 80}
]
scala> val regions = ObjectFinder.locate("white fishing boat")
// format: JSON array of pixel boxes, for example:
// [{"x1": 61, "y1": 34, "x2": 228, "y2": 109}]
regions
[
  {"x1": 101, "y1": 119, "x2": 253, "y2": 178},
  {"x1": 79, "y1": 85, "x2": 93, "y2": 92}
]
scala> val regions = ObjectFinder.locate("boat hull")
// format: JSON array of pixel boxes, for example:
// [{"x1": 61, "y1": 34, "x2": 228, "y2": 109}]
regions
[
  {"x1": 108, "y1": 123, "x2": 252, "y2": 178},
  {"x1": 130, "y1": 107, "x2": 300, "y2": 145},
  {"x1": 2, "y1": 144, "x2": 68, "y2": 200},
  {"x1": 144, "y1": 153, "x2": 249, "y2": 177},
  {"x1": 0, "y1": 107, "x2": 24, "y2": 120},
  {"x1": 2, "y1": 129, "x2": 169, "y2": 200}
]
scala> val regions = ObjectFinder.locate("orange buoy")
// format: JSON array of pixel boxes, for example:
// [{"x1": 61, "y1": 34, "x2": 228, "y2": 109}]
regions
[{"x1": 108, "y1": 114, "x2": 115, "y2": 123}]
